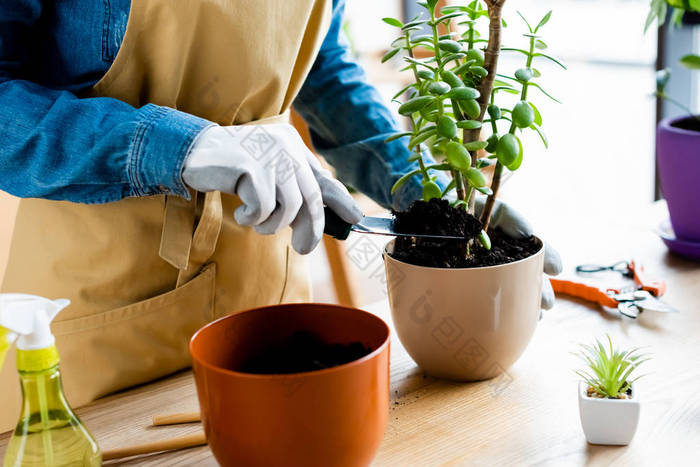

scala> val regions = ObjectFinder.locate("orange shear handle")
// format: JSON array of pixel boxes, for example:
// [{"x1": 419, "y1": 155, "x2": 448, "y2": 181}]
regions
[
  {"x1": 628, "y1": 260, "x2": 666, "y2": 297},
  {"x1": 550, "y1": 278, "x2": 619, "y2": 308}
]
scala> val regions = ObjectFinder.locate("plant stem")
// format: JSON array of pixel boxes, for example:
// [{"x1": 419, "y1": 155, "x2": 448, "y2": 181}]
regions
[
  {"x1": 657, "y1": 92, "x2": 700, "y2": 122},
  {"x1": 467, "y1": 0, "x2": 506, "y2": 214},
  {"x1": 480, "y1": 162, "x2": 503, "y2": 229},
  {"x1": 454, "y1": 170, "x2": 466, "y2": 200}
]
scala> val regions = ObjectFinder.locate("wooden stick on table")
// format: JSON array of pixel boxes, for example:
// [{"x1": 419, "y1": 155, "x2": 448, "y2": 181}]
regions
[
  {"x1": 102, "y1": 431, "x2": 207, "y2": 461},
  {"x1": 152, "y1": 411, "x2": 201, "y2": 426}
]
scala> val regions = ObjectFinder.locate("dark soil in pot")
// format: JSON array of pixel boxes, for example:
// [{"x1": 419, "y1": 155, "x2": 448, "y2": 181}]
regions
[
  {"x1": 390, "y1": 198, "x2": 541, "y2": 268},
  {"x1": 671, "y1": 116, "x2": 700, "y2": 132},
  {"x1": 239, "y1": 331, "x2": 371, "y2": 374}
]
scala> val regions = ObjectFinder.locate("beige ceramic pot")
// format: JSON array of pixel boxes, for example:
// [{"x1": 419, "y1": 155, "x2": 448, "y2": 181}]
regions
[{"x1": 384, "y1": 238, "x2": 544, "y2": 381}]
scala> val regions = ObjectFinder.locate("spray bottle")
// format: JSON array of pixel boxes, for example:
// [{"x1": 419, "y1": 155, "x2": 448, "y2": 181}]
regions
[{"x1": 0, "y1": 294, "x2": 101, "y2": 466}]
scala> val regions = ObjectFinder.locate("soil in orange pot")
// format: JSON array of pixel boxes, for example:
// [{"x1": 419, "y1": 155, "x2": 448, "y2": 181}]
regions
[{"x1": 239, "y1": 331, "x2": 371, "y2": 374}]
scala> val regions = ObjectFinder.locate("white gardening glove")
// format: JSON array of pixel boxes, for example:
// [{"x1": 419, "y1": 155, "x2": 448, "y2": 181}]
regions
[
  {"x1": 473, "y1": 197, "x2": 563, "y2": 310},
  {"x1": 182, "y1": 123, "x2": 363, "y2": 255}
]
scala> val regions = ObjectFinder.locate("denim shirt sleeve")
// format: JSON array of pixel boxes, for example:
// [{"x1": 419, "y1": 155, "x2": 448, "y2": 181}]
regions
[
  {"x1": 293, "y1": 0, "x2": 450, "y2": 211},
  {"x1": 0, "y1": 1, "x2": 211, "y2": 204}
]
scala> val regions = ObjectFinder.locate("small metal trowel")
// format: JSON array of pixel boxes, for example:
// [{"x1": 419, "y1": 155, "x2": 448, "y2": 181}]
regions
[{"x1": 323, "y1": 206, "x2": 464, "y2": 241}]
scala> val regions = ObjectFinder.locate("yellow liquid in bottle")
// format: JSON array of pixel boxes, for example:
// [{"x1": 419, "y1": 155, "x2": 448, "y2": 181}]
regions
[{"x1": 3, "y1": 367, "x2": 100, "y2": 467}]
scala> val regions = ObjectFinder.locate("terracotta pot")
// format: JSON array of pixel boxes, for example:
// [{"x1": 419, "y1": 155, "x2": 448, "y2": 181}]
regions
[
  {"x1": 190, "y1": 303, "x2": 390, "y2": 467},
  {"x1": 578, "y1": 382, "x2": 640, "y2": 445},
  {"x1": 384, "y1": 238, "x2": 543, "y2": 381}
]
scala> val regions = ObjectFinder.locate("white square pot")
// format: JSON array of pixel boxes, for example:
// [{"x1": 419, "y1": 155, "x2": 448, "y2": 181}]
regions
[{"x1": 578, "y1": 381, "x2": 640, "y2": 445}]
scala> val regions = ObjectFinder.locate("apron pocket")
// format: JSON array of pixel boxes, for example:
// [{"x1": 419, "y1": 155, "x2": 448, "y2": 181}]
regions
[{"x1": 51, "y1": 263, "x2": 216, "y2": 406}]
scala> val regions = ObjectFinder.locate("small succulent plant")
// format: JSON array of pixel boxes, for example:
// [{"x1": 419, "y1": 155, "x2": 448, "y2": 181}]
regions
[{"x1": 574, "y1": 335, "x2": 650, "y2": 399}]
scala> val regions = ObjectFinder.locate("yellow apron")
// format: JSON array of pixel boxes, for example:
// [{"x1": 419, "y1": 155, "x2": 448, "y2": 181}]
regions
[{"x1": 0, "y1": 0, "x2": 332, "y2": 431}]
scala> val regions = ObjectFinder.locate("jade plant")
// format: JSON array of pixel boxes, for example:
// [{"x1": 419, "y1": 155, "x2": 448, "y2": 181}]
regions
[
  {"x1": 382, "y1": 0, "x2": 565, "y2": 248},
  {"x1": 574, "y1": 336, "x2": 650, "y2": 399}
]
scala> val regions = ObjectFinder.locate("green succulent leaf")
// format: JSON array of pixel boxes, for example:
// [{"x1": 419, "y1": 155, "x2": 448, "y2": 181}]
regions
[
  {"x1": 487, "y1": 104, "x2": 501, "y2": 120},
  {"x1": 516, "y1": 11, "x2": 533, "y2": 33},
  {"x1": 456, "y1": 119, "x2": 482, "y2": 129},
  {"x1": 422, "y1": 181, "x2": 442, "y2": 200},
  {"x1": 515, "y1": 67, "x2": 534, "y2": 82},
  {"x1": 464, "y1": 167, "x2": 487, "y2": 187},
  {"x1": 441, "y1": 70, "x2": 464, "y2": 88},
  {"x1": 436, "y1": 12, "x2": 465, "y2": 23},
  {"x1": 408, "y1": 127, "x2": 437, "y2": 149},
  {"x1": 529, "y1": 82, "x2": 562, "y2": 103},
  {"x1": 398, "y1": 96, "x2": 434, "y2": 115},
  {"x1": 533, "y1": 53, "x2": 567, "y2": 69},
  {"x1": 417, "y1": 69, "x2": 436, "y2": 80},
  {"x1": 506, "y1": 135, "x2": 524, "y2": 171},
  {"x1": 485, "y1": 134, "x2": 499, "y2": 153},
  {"x1": 384, "y1": 132, "x2": 412, "y2": 143},
  {"x1": 382, "y1": 17, "x2": 403, "y2": 28},
  {"x1": 464, "y1": 140, "x2": 488, "y2": 151},
  {"x1": 476, "y1": 158, "x2": 493, "y2": 169},
  {"x1": 531, "y1": 123, "x2": 549, "y2": 149},
  {"x1": 426, "y1": 0, "x2": 439, "y2": 10},
  {"x1": 442, "y1": 52, "x2": 467, "y2": 64},
  {"x1": 382, "y1": 48, "x2": 401, "y2": 63},
  {"x1": 391, "y1": 168, "x2": 421, "y2": 194},
  {"x1": 402, "y1": 19, "x2": 428, "y2": 30},
  {"x1": 392, "y1": 83, "x2": 416, "y2": 100},
  {"x1": 471, "y1": 66, "x2": 488, "y2": 78},
  {"x1": 680, "y1": 54, "x2": 700, "y2": 70},
  {"x1": 446, "y1": 86, "x2": 480, "y2": 100},
  {"x1": 428, "y1": 81, "x2": 452, "y2": 95},
  {"x1": 512, "y1": 101, "x2": 535, "y2": 128},
  {"x1": 460, "y1": 99, "x2": 481, "y2": 119},
  {"x1": 437, "y1": 115, "x2": 458, "y2": 138},
  {"x1": 466, "y1": 49, "x2": 485, "y2": 66},
  {"x1": 438, "y1": 39, "x2": 463, "y2": 53},
  {"x1": 496, "y1": 134, "x2": 519, "y2": 166},
  {"x1": 535, "y1": 11, "x2": 552, "y2": 33},
  {"x1": 446, "y1": 141, "x2": 472, "y2": 170},
  {"x1": 478, "y1": 230, "x2": 491, "y2": 250}
]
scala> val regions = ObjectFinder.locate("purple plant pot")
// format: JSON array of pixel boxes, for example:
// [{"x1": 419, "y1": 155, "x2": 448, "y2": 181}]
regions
[{"x1": 657, "y1": 116, "x2": 700, "y2": 242}]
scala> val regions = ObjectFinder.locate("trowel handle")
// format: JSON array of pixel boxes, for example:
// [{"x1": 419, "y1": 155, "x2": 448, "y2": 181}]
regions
[{"x1": 323, "y1": 206, "x2": 352, "y2": 241}]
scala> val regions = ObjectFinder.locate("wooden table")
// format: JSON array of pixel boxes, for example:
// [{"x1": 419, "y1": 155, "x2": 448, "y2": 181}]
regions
[{"x1": 1, "y1": 203, "x2": 699, "y2": 466}]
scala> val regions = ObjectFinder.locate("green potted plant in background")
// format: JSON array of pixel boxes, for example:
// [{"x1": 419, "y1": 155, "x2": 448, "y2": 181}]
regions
[
  {"x1": 647, "y1": 1, "x2": 700, "y2": 258},
  {"x1": 380, "y1": 0, "x2": 565, "y2": 380},
  {"x1": 575, "y1": 336, "x2": 649, "y2": 445}
]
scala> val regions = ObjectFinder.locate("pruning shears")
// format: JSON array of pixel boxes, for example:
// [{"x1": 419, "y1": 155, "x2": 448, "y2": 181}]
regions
[{"x1": 550, "y1": 260, "x2": 679, "y2": 319}]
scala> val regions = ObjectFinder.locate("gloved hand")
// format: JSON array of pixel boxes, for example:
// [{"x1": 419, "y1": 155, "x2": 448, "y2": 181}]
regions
[
  {"x1": 473, "y1": 196, "x2": 563, "y2": 310},
  {"x1": 182, "y1": 123, "x2": 363, "y2": 255}
]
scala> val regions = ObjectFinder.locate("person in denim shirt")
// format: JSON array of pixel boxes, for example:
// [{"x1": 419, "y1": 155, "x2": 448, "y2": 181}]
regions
[{"x1": 0, "y1": 0, "x2": 444, "y2": 212}]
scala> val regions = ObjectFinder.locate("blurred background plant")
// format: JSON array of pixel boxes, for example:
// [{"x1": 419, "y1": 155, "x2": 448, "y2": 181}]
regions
[{"x1": 647, "y1": 0, "x2": 700, "y2": 117}]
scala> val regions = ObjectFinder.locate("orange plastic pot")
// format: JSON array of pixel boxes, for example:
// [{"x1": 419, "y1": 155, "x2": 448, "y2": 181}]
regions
[{"x1": 189, "y1": 303, "x2": 390, "y2": 467}]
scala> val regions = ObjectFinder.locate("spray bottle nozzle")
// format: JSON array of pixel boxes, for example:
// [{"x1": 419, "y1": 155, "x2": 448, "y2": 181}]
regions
[{"x1": 0, "y1": 294, "x2": 70, "y2": 371}]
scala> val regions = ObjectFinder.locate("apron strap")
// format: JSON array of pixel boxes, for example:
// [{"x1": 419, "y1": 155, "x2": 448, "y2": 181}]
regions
[
  {"x1": 176, "y1": 191, "x2": 223, "y2": 287},
  {"x1": 159, "y1": 190, "x2": 223, "y2": 287},
  {"x1": 159, "y1": 194, "x2": 196, "y2": 270}
]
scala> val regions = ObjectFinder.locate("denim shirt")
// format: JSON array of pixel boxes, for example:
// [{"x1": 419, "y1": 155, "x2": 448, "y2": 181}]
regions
[{"x1": 0, "y1": 0, "x2": 446, "y2": 210}]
